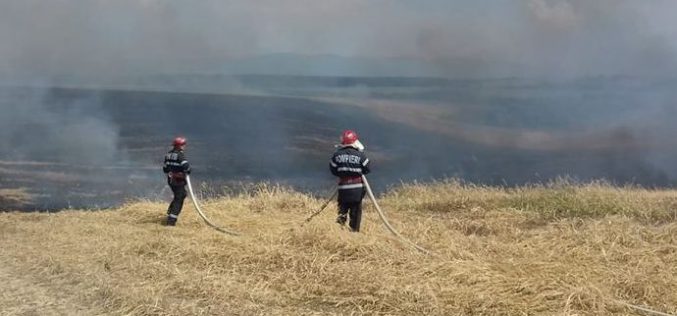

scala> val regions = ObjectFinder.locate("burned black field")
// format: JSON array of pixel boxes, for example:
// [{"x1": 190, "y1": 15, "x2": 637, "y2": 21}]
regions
[{"x1": 1, "y1": 77, "x2": 677, "y2": 210}]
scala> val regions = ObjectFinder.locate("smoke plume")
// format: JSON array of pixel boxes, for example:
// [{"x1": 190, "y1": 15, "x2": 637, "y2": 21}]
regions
[
  {"x1": 1, "y1": 1, "x2": 676, "y2": 79},
  {"x1": 1, "y1": 1, "x2": 677, "y2": 210},
  {"x1": 0, "y1": 87, "x2": 122, "y2": 165}
]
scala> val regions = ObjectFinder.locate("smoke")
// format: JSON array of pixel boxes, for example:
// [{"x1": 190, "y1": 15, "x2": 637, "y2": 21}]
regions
[
  {"x1": 1, "y1": 1, "x2": 676, "y2": 79},
  {"x1": 0, "y1": 87, "x2": 123, "y2": 165},
  {"x1": 1, "y1": 0, "x2": 677, "y2": 210},
  {"x1": 527, "y1": 0, "x2": 578, "y2": 29},
  {"x1": 409, "y1": 0, "x2": 677, "y2": 78},
  {"x1": 518, "y1": 0, "x2": 677, "y2": 78}
]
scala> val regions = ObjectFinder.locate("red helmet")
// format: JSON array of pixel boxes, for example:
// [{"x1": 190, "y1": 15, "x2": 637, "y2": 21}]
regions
[
  {"x1": 341, "y1": 130, "x2": 358, "y2": 145},
  {"x1": 172, "y1": 137, "x2": 187, "y2": 147}
]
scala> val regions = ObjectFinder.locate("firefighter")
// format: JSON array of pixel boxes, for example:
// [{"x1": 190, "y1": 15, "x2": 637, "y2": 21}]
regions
[
  {"x1": 163, "y1": 137, "x2": 191, "y2": 226},
  {"x1": 330, "y1": 130, "x2": 371, "y2": 232}
]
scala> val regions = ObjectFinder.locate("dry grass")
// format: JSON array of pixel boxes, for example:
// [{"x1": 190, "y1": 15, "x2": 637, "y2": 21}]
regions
[{"x1": 1, "y1": 181, "x2": 676, "y2": 315}]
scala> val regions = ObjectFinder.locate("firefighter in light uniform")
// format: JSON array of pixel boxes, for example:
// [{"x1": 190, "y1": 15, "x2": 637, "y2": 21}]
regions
[
  {"x1": 163, "y1": 137, "x2": 191, "y2": 226},
  {"x1": 330, "y1": 130, "x2": 371, "y2": 232}
]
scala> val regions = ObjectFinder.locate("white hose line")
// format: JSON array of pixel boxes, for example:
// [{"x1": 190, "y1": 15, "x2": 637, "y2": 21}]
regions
[
  {"x1": 361, "y1": 180, "x2": 671, "y2": 315},
  {"x1": 186, "y1": 175, "x2": 240, "y2": 236},
  {"x1": 362, "y1": 175, "x2": 432, "y2": 255},
  {"x1": 615, "y1": 300, "x2": 675, "y2": 316},
  {"x1": 304, "y1": 189, "x2": 338, "y2": 223}
]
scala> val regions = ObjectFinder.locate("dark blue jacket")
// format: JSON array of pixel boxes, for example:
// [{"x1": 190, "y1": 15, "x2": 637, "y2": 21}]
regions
[
  {"x1": 163, "y1": 148, "x2": 191, "y2": 185},
  {"x1": 330, "y1": 146, "x2": 370, "y2": 203}
]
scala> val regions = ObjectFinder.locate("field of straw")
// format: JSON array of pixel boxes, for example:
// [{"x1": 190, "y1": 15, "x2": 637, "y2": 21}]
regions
[{"x1": 1, "y1": 180, "x2": 676, "y2": 315}]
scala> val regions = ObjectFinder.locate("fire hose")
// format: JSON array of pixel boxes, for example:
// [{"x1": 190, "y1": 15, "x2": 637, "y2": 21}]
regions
[
  {"x1": 362, "y1": 175, "x2": 432, "y2": 255},
  {"x1": 304, "y1": 189, "x2": 338, "y2": 223},
  {"x1": 302, "y1": 183, "x2": 673, "y2": 313},
  {"x1": 614, "y1": 300, "x2": 675, "y2": 316},
  {"x1": 304, "y1": 176, "x2": 431, "y2": 255},
  {"x1": 186, "y1": 175, "x2": 240, "y2": 236}
]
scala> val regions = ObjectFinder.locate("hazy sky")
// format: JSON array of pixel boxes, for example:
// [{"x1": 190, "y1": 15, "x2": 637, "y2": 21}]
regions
[{"x1": 1, "y1": 0, "x2": 676, "y2": 78}]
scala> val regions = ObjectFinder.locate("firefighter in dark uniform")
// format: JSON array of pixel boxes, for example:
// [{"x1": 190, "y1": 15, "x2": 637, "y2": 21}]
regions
[
  {"x1": 330, "y1": 130, "x2": 371, "y2": 232},
  {"x1": 163, "y1": 137, "x2": 191, "y2": 226}
]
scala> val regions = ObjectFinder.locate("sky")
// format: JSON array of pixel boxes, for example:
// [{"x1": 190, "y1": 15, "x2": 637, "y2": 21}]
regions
[{"x1": 0, "y1": 0, "x2": 676, "y2": 78}]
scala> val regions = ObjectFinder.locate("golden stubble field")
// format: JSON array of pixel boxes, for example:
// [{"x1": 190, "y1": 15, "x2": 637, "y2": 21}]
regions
[{"x1": 1, "y1": 180, "x2": 676, "y2": 315}]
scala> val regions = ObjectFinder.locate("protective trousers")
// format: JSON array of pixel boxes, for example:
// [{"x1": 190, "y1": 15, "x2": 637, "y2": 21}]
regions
[
  {"x1": 167, "y1": 184, "x2": 187, "y2": 225},
  {"x1": 338, "y1": 202, "x2": 363, "y2": 232}
]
